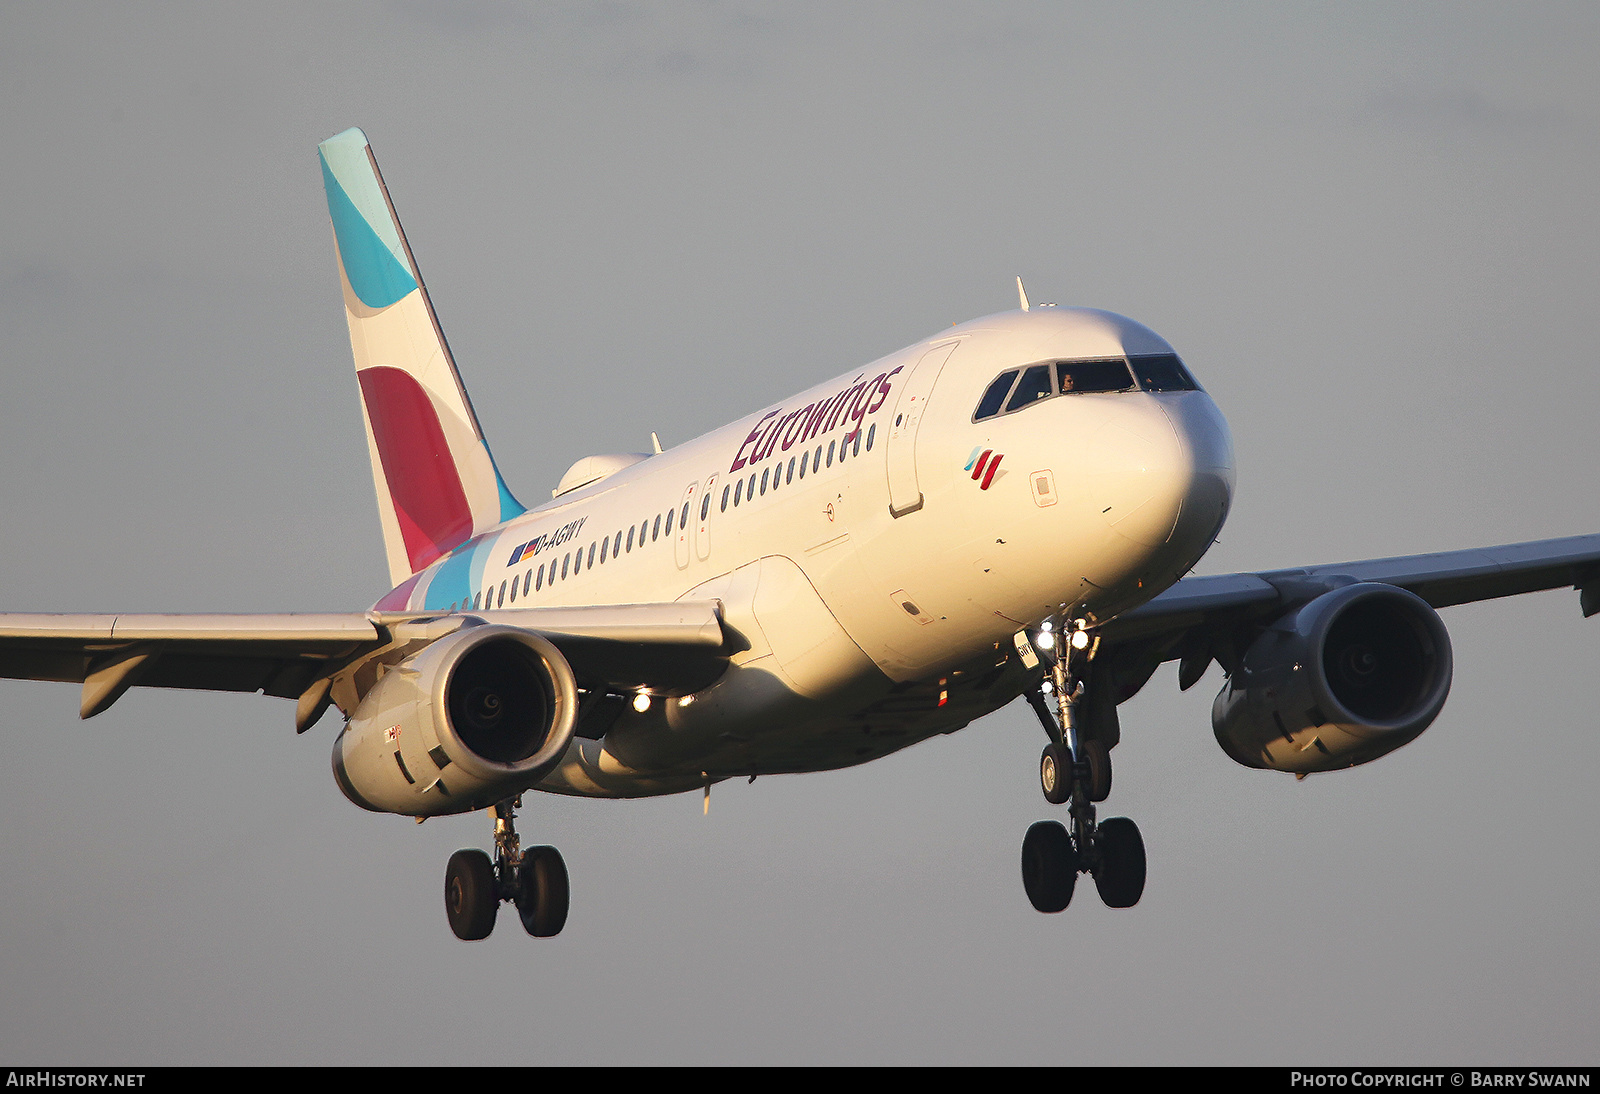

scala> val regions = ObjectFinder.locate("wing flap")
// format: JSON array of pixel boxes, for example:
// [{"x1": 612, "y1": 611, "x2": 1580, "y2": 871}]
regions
[
  {"x1": 0, "y1": 613, "x2": 385, "y2": 713},
  {"x1": 0, "y1": 603, "x2": 730, "y2": 720},
  {"x1": 377, "y1": 601, "x2": 728, "y2": 649},
  {"x1": 376, "y1": 601, "x2": 730, "y2": 695}
]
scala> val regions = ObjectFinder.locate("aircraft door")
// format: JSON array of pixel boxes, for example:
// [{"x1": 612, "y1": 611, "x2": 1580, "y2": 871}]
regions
[
  {"x1": 674, "y1": 481, "x2": 697, "y2": 570},
  {"x1": 885, "y1": 341, "x2": 960, "y2": 517},
  {"x1": 695, "y1": 475, "x2": 717, "y2": 562}
]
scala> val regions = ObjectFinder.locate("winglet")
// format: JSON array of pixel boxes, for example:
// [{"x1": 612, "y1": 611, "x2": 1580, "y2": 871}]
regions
[{"x1": 1016, "y1": 276, "x2": 1030, "y2": 312}]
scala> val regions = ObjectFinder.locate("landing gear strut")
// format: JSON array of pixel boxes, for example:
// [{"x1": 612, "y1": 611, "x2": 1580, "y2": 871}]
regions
[
  {"x1": 1020, "y1": 622, "x2": 1145, "y2": 913},
  {"x1": 444, "y1": 796, "x2": 569, "y2": 941}
]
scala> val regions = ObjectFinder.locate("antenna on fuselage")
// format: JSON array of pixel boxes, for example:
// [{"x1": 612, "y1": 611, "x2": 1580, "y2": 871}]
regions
[
  {"x1": 650, "y1": 431, "x2": 664, "y2": 455},
  {"x1": 1016, "y1": 276, "x2": 1030, "y2": 312}
]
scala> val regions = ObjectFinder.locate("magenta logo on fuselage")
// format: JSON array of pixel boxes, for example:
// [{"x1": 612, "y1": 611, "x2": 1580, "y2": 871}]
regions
[{"x1": 727, "y1": 366, "x2": 903, "y2": 476}]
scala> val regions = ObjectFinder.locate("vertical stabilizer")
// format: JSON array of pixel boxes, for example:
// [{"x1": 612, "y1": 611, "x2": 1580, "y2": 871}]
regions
[{"x1": 318, "y1": 128, "x2": 524, "y2": 586}]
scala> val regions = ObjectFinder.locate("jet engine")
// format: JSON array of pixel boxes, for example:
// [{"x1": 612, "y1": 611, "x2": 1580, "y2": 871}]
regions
[
  {"x1": 333, "y1": 625, "x2": 579, "y2": 815},
  {"x1": 1211, "y1": 583, "x2": 1452, "y2": 774}
]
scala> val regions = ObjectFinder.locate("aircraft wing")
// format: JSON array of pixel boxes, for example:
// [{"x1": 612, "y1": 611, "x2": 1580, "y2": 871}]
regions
[
  {"x1": 0, "y1": 602, "x2": 729, "y2": 722},
  {"x1": 1097, "y1": 534, "x2": 1600, "y2": 691}
]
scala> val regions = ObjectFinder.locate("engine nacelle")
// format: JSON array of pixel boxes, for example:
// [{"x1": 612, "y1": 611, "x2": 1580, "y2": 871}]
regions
[
  {"x1": 1211, "y1": 583, "x2": 1452, "y2": 773},
  {"x1": 333, "y1": 625, "x2": 579, "y2": 815}
]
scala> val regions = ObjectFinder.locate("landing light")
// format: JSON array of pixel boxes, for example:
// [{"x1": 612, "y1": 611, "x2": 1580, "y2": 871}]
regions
[
  {"x1": 1037, "y1": 631, "x2": 1056, "y2": 651},
  {"x1": 632, "y1": 692, "x2": 651, "y2": 713},
  {"x1": 1070, "y1": 630, "x2": 1090, "y2": 651}
]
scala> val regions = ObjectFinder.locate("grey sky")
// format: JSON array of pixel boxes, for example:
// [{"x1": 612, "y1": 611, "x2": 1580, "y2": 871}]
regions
[{"x1": 1, "y1": 1, "x2": 1596, "y2": 1064}]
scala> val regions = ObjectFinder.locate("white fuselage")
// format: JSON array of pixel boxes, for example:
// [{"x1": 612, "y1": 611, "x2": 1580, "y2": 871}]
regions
[{"x1": 381, "y1": 307, "x2": 1236, "y2": 797}]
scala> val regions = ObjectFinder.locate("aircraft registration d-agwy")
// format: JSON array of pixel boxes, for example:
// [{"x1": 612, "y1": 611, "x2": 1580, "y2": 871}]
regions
[{"x1": 6, "y1": 128, "x2": 1598, "y2": 940}]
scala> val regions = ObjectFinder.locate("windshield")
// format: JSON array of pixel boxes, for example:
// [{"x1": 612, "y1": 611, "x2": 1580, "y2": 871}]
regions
[{"x1": 973, "y1": 353, "x2": 1200, "y2": 422}]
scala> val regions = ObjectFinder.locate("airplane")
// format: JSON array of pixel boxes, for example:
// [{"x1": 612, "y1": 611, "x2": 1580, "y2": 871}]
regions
[{"x1": 3, "y1": 126, "x2": 1597, "y2": 940}]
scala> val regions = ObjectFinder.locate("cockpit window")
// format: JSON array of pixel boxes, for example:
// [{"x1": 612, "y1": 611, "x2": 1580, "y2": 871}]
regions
[
  {"x1": 974, "y1": 352, "x2": 1200, "y2": 423},
  {"x1": 1130, "y1": 353, "x2": 1201, "y2": 392},
  {"x1": 1058, "y1": 359, "x2": 1135, "y2": 394},
  {"x1": 973, "y1": 370, "x2": 1017, "y2": 421},
  {"x1": 1005, "y1": 365, "x2": 1054, "y2": 412}
]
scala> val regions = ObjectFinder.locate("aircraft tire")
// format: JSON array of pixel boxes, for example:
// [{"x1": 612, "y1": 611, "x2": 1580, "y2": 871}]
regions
[
  {"x1": 1039, "y1": 743, "x2": 1071, "y2": 805},
  {"x1": 1021, "y1": 820, "x2": 1077, "y2": 913},
  {"x1": 1092, "y1": 817, "x2": 1146, "y2": 908},
  {"x1": 516, "y1": 845, "x2": 570, "y2": 937},
  {"x1": 1083, "y1": 740, "x2": 1112, "y2": 803},
  {"x1": 445, "y1": 848, "x2": 498, "y2": 941}
]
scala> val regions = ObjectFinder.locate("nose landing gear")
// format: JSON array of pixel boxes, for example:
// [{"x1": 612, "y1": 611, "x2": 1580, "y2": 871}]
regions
[
  {"x1": 1021, "y1": 624, "x2": 1145, "y2": 913},
  {"x1": 444, "y1": 796, "x2": 569, "y2": 941}
]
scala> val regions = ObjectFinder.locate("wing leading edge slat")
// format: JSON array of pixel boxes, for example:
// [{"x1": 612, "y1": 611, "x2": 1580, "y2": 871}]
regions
[{"x1": 1104, "y1": 533, "x2": 1600, "y2": 647}]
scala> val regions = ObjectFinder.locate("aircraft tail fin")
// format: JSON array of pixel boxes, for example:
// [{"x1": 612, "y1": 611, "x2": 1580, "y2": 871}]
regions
[{"x1": 318, "y1": 127, "x2": 524, "y2": 587}]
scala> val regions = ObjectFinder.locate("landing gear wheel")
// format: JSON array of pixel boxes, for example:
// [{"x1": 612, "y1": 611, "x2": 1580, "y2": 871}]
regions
[
  {"x1": 1021, "y1": 820, "x2": 1078, "y2": 913},
  {"x1": 1039, "y1": 743, "x2": 1071, "y2": 805},
  {"x1": 1082, "y1": 739, "x2": 1112, "y2": 803},
  {"x1": 445, "y1": 848, "x2": 498, "y2": 940},
  {"x1": 1092, "y1": 816, "x2": 1146, "y2": 908},
  {"x1": 516, "y1": 845, "x2": 570, "y2": 937}
]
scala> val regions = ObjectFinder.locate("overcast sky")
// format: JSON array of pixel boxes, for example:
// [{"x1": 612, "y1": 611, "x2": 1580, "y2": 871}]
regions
[{"x1": 1, "y1": 1, "x2": 1597, "y2": 1065}]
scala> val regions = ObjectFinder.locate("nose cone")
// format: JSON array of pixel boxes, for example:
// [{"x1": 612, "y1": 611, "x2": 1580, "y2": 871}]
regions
[{"x1": 1089, "y1": 394, "x2": 1234, "y2": 552}]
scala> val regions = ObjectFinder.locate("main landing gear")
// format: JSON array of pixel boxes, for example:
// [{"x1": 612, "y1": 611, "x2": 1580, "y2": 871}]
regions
[
  {"x1": 444, "y1": 796, "x2": 569, "y2": 941},
  {"x1": 1020, "y1": 623, "x2": 1146, "y2": 913}
]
